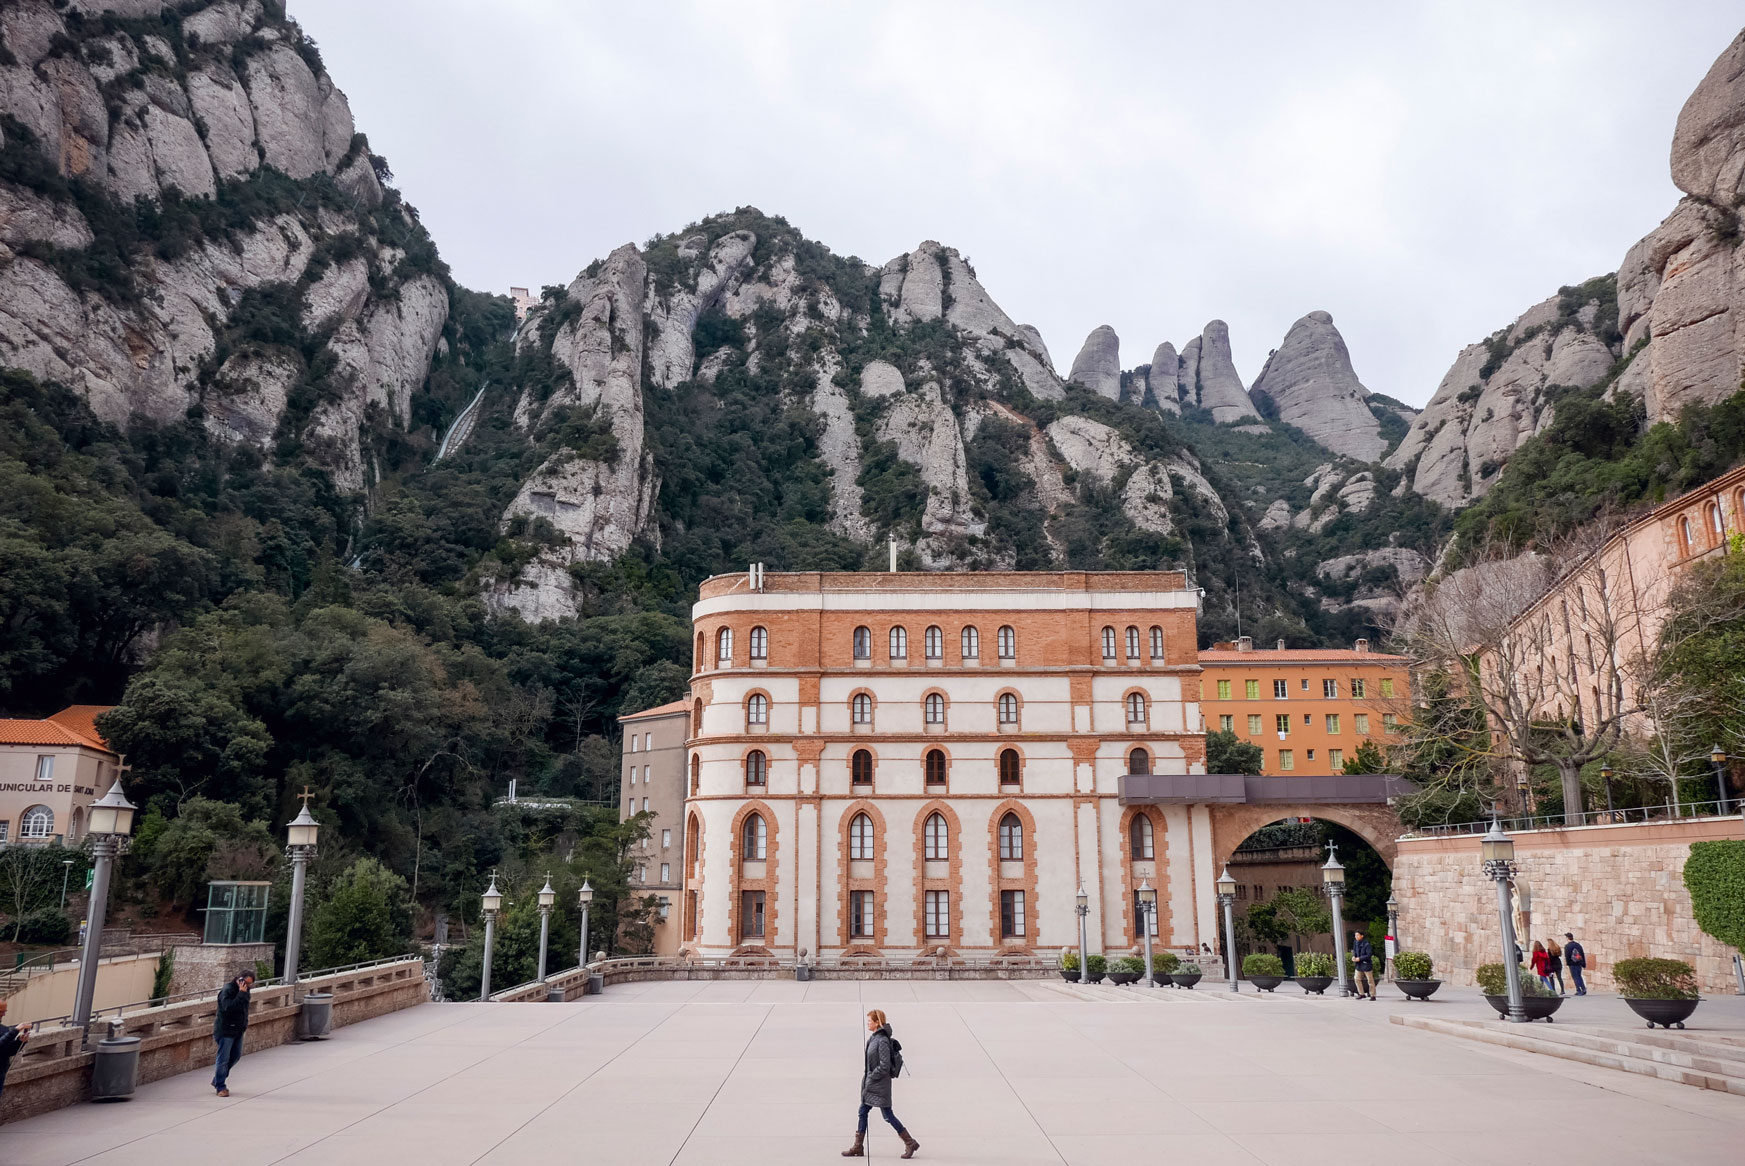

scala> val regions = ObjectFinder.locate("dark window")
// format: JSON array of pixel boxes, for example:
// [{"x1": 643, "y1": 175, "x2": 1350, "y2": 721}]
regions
[
  {"x1": 1128, "y1": 748, "x2": 1150, "y2": 775},
  {"x1": 852, "y1": 749, "x2": 874, "y2": 785},
  {"x1": 925, "y1": 749, "x2": 947, "y2": 784},
  {"x1": 999, "y1": 813, "x2": 1023, "y2": 860},
  {"x1": 1000, "y1": 889, "x2": 1026, "y2": 937},
  {"x1": 745, "y1": 751, "x2": 766, "y2": 786},
  {"x1": 1129, "y1": 814, "x2": 1154, "y2": 859},
  {"x1": 999, "y1": 749, "x2": 1021, "y2": 785},
  {"x1": 742, "y1": 813, "x2": 767, "y2": 860},
  {"x1": 741, "y1": 890, "x2": 765, "y2": 938},
  {"x1": 849, "y1": 890, "x2": 874, "y2": 938},
  {"x1": 854, "y1": 626, "x2": 871, "y2": 659}
]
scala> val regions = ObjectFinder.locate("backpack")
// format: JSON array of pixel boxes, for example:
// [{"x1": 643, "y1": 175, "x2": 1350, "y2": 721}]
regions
[{"x1": 888, "y1": 1035, "x2": 905, "y2": 1076}]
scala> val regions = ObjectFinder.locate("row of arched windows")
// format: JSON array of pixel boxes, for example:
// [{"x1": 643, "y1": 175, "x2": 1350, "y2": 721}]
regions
[
  {"x1": 853, "y1": 623, "x2": 1017, "y2": 662},
  {"x1": 701, "y1": 621, "x2": 1174, "y2": 669},
  {"x1": 1102, "y1": 625, "x2": 1167, "y2": 661},
  {"x1": 1676, "y1": 494, "x2": 1740, "y2": 558},
  {"x1": 738, "y1": 689, "x2": 1046, "y2": 731},
  {"x1": 736, "y1": 809, "x2": 1036, "y2": 863},
  {"x1": 733, "y1": 745, "x2": 1155, "y2": 789}
]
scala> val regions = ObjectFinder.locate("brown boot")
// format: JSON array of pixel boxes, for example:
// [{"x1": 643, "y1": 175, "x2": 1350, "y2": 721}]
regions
[
  {"x1": 841, "y1": 1132, "x2": 864, "y2": 1157},
  {"x1": 900, "y1": 1130, "x2": 921, "y2": 1158}
]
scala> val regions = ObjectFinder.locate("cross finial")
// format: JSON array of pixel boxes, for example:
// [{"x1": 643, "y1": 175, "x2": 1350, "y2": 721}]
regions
[
  {"x1": 298, "y1": 785, "x2": 315, "y2": 808},
  {"x1": 1326, "y1": 840, "x2": 1339, "y2": 861}
]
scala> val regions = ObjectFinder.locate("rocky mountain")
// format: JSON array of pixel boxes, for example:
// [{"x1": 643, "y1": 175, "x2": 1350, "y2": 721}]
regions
[
  {"x1": 1250, "y1": 311, "x2": 1397, "y2": 462},
  {"x1": 0, "y1": 0, "x2": 455, "y2": 491}
]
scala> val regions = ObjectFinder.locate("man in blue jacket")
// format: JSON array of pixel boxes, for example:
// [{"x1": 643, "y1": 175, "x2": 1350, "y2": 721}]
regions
[
  {"x1": 1352, "y1": 931, "x2": 1377, "y2": 999},
  {"x1": 1564, "y1": 932, "x2": 1588, "y2": 996},
  {"x1": 212, "y1": 971, "x2": 254, "y2": 1097}
]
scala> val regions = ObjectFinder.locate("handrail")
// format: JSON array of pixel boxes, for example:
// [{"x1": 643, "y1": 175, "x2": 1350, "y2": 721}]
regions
[
  {"x1": 25, "y1": 952, "x2": 424, "y2": 1029},
  {"x1": 8, "y1": 932, "x2": 199, "y2": 979},
  {"x1": 1402, "y1": 799, "x2": 1739, "y2": 839}
]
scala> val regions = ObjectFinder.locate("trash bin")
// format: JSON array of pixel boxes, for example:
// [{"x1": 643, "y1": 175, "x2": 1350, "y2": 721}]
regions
[
  {"x1": 297, "y1": 992, "x2": 334, "y2": 1040},
  {"x1": 90, "y1": 1024, "x2": 141, "y2": 1101},
  {"x1": 794, "y1": 964, "x2": 812, "y2": 982},
  {"x1": 587, "y1": 971, "x2": 604, "y2": 995},
  {"x1": 546, "y1": 985, "x2": 565, "y2": 1003}
]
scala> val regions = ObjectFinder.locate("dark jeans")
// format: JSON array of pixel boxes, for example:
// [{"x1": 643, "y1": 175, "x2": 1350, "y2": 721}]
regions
[
  {"x1": 212, "y1": 1035, "x2": 243, "y2": 1089},
  {"x1": 1570, "y1": 965, "x2": 1587, "y2": 994},
  {"x1": 857, "y1": 1103, "x2": 906, "y2": 1135},
  {"x1": 1552, "y1": 967, "x2": 1566, "y2": 993}
]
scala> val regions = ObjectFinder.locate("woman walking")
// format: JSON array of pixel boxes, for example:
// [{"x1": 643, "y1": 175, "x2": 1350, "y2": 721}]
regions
[
  {"x1": 843, "y1": 1009, "x2": 920, "y2": 1159},
  {"x1": 1530, "y1": 941, "x2": 1553, "y2": 993},
  {"x1": 1545, "y1": 938, "x2": 1566, "y2": 995}
]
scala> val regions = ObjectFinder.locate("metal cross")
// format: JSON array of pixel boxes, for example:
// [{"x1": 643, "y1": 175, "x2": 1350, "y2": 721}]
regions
[{"x1": 298, "y1": 785, "x2": 315, "y2": 808}]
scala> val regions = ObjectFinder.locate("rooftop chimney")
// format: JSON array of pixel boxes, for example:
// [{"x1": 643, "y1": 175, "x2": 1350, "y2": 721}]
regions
[
  {"x1": 1276, "y1": 639, "x2": 1286, "y2": 651},
  {"x1": 889, "y1": 538, "x2": 898, "y2": 572},
  {"x1": 1236, "y1": 636, "x2": 1253, "y2": 652},
  {"x1": 1355, "y1": 638, "x2": 1369, "y2": 653}
]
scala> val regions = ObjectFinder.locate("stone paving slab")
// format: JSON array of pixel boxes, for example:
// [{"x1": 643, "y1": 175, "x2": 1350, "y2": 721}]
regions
[{"x1": 1, "y1": 979, "x2": 1740, "y2": 1165}]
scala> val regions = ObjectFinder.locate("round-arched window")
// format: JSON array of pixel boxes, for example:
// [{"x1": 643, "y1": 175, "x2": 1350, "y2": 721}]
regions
[
  {"x1": 1128, "y1": 747, "x2": 1151, "y2": 775},
  {"x1": 849, "y1": 812, "x2": 875, "y2": 860},
  {"x1": 1129, "y1": 814, "x2": 1154, "y2": 860},
  {"x1": 924, "y1": 812, "x2": 948, "y2": 860},
  {"x1": 21, "y1": 805, "x2": 53, "y2": 839},
  {"x1": 1126, "y1": 626, "x2": 1141, "y2": 659},
  {"x1": 998, "y1": 625, "x2": 1015, "y2": 659},
  {"x1": 961, "y1": 626, "x2": 980, "y2": 659},
  {"x1": 745, "y1": 750, "x2": 767, "y2": 786},
  {"x1": 924, "y1": 693, "x2": 945, "y2": 724},
  {"x1": 889, "y1": 626, "x2": 908, "y2": 659},
  {"x1": 853, "y1": 626, "x2": 872, "y2": 659},
  {"x1": 851, "y1": 693, "x2": 873, "y2": 724},
  {"x1": 1101, "y1": 626, "x2": 1117, "y2": 659},
  {"x1": 746, "y1": 693, "x2": 768, "y2": 727},
  {"x1": 997, "y1": 693, "x2": 1019, "y2": 725},
  {"x1": 925, "y1": 749, "x2": 947, "y2": 784},
  {"x1": 999, "y1": 748, "x2": 1021, "y2": 785},
  {"x1": 998, "y1": 813, "x2": 1023, "y2": 860},
  {"x1": 741, "y1": 813, "x2": 767, "y2": 860},
  {"x1": 750, "y1": 626, "x2": 768, "y2": 661},
  {"x1": 924, "y1": 625, "x2": 943, "y2": 660},
  {"x1": 852, "y1": 749, "x2": 874, "y2": 785},
  {"x1": 1127, "y1": 692, "x2": 1147, "y2": 724}
]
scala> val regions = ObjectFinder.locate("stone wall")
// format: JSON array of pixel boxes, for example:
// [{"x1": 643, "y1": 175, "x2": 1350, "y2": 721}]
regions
[
  {"x1": 1393, "y1": 817, "x2": 1742, "y2": 995},
  {"x1": 166, "y1": 942, "x2": 275, "y2": 996}
]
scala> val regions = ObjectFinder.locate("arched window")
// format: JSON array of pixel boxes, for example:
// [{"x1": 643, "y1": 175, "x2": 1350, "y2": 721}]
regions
[
  {"x1": 1128, "y1": 747, "x2": 1151, "y2": 775},
  {"x1": 999, "y1": 748, "x2": 1021, "y2": 785},
  {"x1": 686, "y1": 815, "x2": 700, "y2": 868},
  {"x1": 997, "y1": 693, "x2": 1019, "y2": 725},
  {"x1": 961, "y1": 626, "x2": 980, "y2": 660},
  {"x1": 924, "y1": 693, "x2": 945, "y2": 725},
  {"x1": 925, "y1": 749, "x2": 947, "y2": 784},
  {"x1": 746, "y1": 693, "x2": 768, "y2": 728},
  {"x1": 924, "y1": 625, "x2": 943, "y2": 660},
  {"x1": 21, "y1": 805, "x2": 53, "y2": 839},
  {"x1": 998, "y1": 812, "x2": 1023, "y2": 860},
  {"x1": 998, "y1": 625, "x2": 1015, "y2": 660},
  {"x1": 717, "y1": 627, "x2": 733, "y2": 666},
  {"x1": 692, "y1": 699, "x2": 703, "y2": 735},
  {"x1": 851, "y1": 749, "x2": 874, "y2": 785},
  {"x1": 889, "y1": 626, "x2": 908, "y2": 659},
  {"x1": 742, "y1": 813, "x2": 767, "y2": 860},
  {"x1": 1679, "y1": 516, "x2": 1694, "y2": 555},
  {"x1": 924, "y1": 812, "x2": 948, "y2": 859},
  {"x1": 750, "y1": 626, "x2": 768, "y2": 661},
  {"x1": 695, "y1": 632, "x2": 705, "y2": 669},
  {"x1": 1709, "y1": 503, "x2": 1724, "y2": 543},
  {"x1": 1101, "y1": 626, "x2": 1117, "y2": 659},
  {"x1": 851, "y1": 693, "x2": 873, "y2": 724},
  {"x1": 745, "y1": 750, "x2": 767, "y2": 786},
  {"x1": 1127, "y1": 692, "x2": 1147, "y2": 724},
  {"x1": 1149, "y1": 626, "x2": 1164, "y2": 660},
  {"x1": 854, "y1": 626, "x2": 872, "y2": 659},
  {"x1": 849, "y1": 813, "x2": 874, "y2": 860},
  {"x1": 690, "y1": 753, "x2": 701, "y2": 794},
  {"x1": 1129, "y1": 814, "x2": 1154, "y2": 859},
  {"x1": 1126, "y1": 626, "x2": 1141, "y2": 659}
]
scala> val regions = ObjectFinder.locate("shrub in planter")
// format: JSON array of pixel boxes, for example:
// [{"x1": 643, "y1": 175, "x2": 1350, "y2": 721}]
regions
[
  {"x1": 1475, "y1": 962, "x2": 1562, "y2": 1020},
  {"x1": 1060, "y1": 950, "x2": 1080, "y2": 980},
  {"x1": 1170, "y1": 961, "x2": 1203, "y2": 988},
  {"x1": 1613, "y1": 958, "x2": 1700, "y2": 1028},
  {"x1": 1294, "y1": 951, "x2": 1334, "y2": 977},
  {"x1": 1115, "y1": 955, "x2": 1145, "y2": 974},
  {"x1": 1243, "y1": 953, "x2": 1286, "y2": 976},
  {"x1": 1393, "y1": 951, "x2": 1434, "y2": 980},
  {"x1": 1150, "y1": 951, "x2": 1180, "y2": 976},
  {"x1": 1085, "y1": 954, "x2": 1108, "y2": 981}
]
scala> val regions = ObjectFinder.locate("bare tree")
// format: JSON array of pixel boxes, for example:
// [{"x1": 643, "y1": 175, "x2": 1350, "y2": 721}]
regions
[{"x1": 1392, "y1": 540, "x2": 1643, "y2": 825}]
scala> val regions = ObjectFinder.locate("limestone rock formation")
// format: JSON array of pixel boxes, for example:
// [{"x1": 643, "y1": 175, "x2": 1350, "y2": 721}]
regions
[
  {"x1": 860, "y1": 360, "x2": 904, "y2": 398},
  {"x1": 1247, "y1": 311, "x2": 1390, "y2": 462},
  {"x1": 814, "y1": 355, "x2": 874, "y2": 542},
  {"x1": 877, "y1": 380, "x2": 982, "y2": 544},
  {"x1": 1043, "y1": 416, "x2": 1179, "y2": 536},
  {"x1": 1068, "y1": 325, "x2": 1122, "y2": 399},
  {"x1": 646, "y1": 230, "x2": 757, "y2": 388},
  {"x1": 1147, "y1": 342, "x2": 1182, "y2": 413},
  {"x1": 1670, "y1": 29, "x2": 1745, "y2": 205},
  {"x1": 1186, "y1": 321, "x2": 1260, "y2": 422}
]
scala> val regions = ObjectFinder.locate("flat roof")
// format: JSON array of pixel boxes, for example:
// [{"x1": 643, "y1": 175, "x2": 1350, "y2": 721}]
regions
[{"x1": 698, "y1": 569, "x2": 1192, "y2": 600}]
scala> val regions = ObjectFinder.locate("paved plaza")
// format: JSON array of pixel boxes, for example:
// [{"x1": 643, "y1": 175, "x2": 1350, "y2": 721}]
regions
[{"x1": 5, "y1": 979, "x2": 1743, "y2": 1165}]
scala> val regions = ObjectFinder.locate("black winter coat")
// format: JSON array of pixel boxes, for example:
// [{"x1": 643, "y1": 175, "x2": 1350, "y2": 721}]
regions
[
  {"x1": 860, "y1": 1024, "x2": 896, "y2": 1107},
  {"x1": 1352, "y1": 938, "x2": 1374, "y2": 972},
  {"x1": 213, "y1": 982, "x2": 251, "y2": 1040},
  {"x1": 0, "y1": 1024, "x2": 25, "y2": 1082}
]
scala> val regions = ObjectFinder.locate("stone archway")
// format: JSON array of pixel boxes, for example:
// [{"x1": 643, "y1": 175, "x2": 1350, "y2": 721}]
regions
[{"x1": 1209, "y1": 803, "x2": 1403, "y2": 877}]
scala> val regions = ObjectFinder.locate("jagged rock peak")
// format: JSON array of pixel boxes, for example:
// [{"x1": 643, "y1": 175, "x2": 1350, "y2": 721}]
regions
[
  {"x1": 1248, "y1": 310, "x2": 1388, "y2": 462},
  {"x1": 1192, "y1": 320, "x2": 1261, "y2": 423},
  {"x1": 1148, "y1": 341, "x2": 1181, "y2": 413},
  {"x1": 1671, "y1": 29, "x2": 1745, "y2": 205},
  {"x1": 1068, "y1": 325, "x2": 1122, "y2": 399}
]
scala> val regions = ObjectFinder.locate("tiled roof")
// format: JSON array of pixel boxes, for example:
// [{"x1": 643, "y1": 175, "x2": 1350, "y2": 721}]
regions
[
  {"x1": 0, "y1": 705, "x2": 115, "y2": 751},
  {"x1": 618, "y1": 697, "x2": 691, "y2": 722},
  {"x1": 1197, "y1": 650, "x2": 1409, "y2": 664}
]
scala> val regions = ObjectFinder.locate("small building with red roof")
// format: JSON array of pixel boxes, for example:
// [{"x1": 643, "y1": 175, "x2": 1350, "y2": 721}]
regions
[{"x1": 0, "y1": 705, "x2": 122, "y2": 845}]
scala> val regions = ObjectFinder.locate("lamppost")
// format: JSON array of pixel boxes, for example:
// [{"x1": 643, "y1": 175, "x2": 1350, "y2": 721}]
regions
[
  {"x1": 1074, "y1": 884, "x2": 1090, "y2": 985},
  {"x1": 70, "y1": 783, "x2": 137, "y2": 1035},
  {"x1": 1601, "y1": 765, "x2": 1615, "y2": 817},
  {"x1": 1386, "y1": 893, "x2": 1400, "y2": 973},
  {"x1": 1322, "y1": 842, "x2": 1350, "y2": 998},
  {"x1": 1215, "y1": 866, "x2": 1240, "y2": 992},
  {"x1": 577, "y1": 879, "x2": 594, "y2": 968},
  {"x1": 1137, "y1": 879, "x2": 1157, "y2": 988},
  {"x1": 536, "y1": 874, "x2": 556, "y2": 983},
  {"x1": 281, "y1": 793, "x2": 321, "y2": 992},
  {"x1": 60, "y1": 858, "x2": 73, "y2": 909},
  {"x1": 1712, "y1": 746, "x2": 1733, "y2": 816},
  {"x1": 1481, "y1": 817, "x2": 1527, "y2": 1023},
  {"x1": 479, "y1": 873, "x2": 502, "y2": 1001}
]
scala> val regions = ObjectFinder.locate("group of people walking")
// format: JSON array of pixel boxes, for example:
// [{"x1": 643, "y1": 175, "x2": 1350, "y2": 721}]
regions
[{"x1": 1529, "y1": 933, "x2": 1588, "y2": 995}]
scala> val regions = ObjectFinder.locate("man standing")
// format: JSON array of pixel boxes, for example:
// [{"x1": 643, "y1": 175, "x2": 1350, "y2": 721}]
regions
[
  {"x1": 1564, "y1": 932, "x2": 1588, "y2": 996},
  {"x1": 212, "y1": 970, "x2": 254, "y2": 1097},
  {"x1": 1352, "y1": 930, "x2": 1377, "y2": 1000},
  {"x1": 0, "y1": 999, "x2": 32, "y2": 1104}
]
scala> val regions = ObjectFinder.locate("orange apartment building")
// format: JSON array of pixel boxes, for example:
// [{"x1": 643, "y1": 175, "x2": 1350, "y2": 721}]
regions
[{"x1": 1197, "y1": 638, "x2": 1411, "y2": 775}]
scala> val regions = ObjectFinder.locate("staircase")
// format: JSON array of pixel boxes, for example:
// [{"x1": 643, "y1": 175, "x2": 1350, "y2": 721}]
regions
[{"x1": 1393, "y1": 1014, "x2": 1745, "y2": 1095}]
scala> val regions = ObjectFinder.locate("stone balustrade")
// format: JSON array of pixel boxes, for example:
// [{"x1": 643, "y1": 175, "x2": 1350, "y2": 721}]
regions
[{"x1": 0, "y1": 957, "x2": 429, "y2": 1125}]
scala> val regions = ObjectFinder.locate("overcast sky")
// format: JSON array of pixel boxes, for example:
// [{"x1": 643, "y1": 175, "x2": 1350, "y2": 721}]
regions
[{"x1": 293, "y1": 1, "x2": 1739, "y2": 408}]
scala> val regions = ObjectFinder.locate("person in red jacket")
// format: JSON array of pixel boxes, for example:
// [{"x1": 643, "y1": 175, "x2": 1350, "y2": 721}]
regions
[{"x1": 1530, "y1": 941, "x2": 1552, "y2": 992}]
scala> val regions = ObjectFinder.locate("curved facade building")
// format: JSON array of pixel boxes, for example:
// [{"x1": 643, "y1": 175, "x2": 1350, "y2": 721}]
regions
[{"x1": 679, "y1": 570, "x2": 1209, "y2": 960}]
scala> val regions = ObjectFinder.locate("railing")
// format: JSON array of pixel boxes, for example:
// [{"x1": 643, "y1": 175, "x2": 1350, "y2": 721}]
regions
[
  {"x1": 1404, "y1": 799, "x2": 1739, "y2": 839},
  {"x1": 1, "y1": 932, "x2": 201, "y2": 998},
  {"x1": 24, "y1": 952, "x2": 423, "y2": 1030}
]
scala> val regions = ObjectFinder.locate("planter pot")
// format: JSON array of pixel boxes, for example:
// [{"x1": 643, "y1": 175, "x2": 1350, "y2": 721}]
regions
[
  {"x1": 1108, "y1": 971, "x2": 1140, "y2": 985},
  {"x1": 1247, "y1": 974, "x2": 1284, "y2": 992},
  {"x1": 1169, "y1": 973, "x2": 1202, "y2": 989},
  {"x1": 1395, "y1": 979, "x2": 1442, "y2": 1001},
  {"x1": 1483, "y1": 994, "x2": 1564, "y2": 1022},
  {"x1": 1059, "y1": 969, "x2": 1079, "y2": 981},
  {"x1": 1624, "y1": 997, "x2": 1699, "y2": 1029},
  {"x1": 1087, "y1": 970, "x2": 1107, "y2": 983},
  {"x1": 1297, "y1": 975, "x2": 1333, "y2": 995}
]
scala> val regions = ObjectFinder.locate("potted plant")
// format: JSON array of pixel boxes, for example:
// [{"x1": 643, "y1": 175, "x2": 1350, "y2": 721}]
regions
[
  {"x1": 1392, "y1": 951, "x2": 1441, "y2": 1001},
  {"x1": 1109, "y1": 955, "x2": 1145, "y2": 985},
  {"x1": 1059, "y1": 951, "x2": 1080, "y2": 981},
  {"x1": 1169, "y1": 961, "x2": 1203, "y2": 988},
  {"x1": 1613, "y1": 958, "x2": 1700, "y2": 1029},
  {"x1": 1086, "y1": 954, "x2": 1108, "y2": 983},
  {"x1": 1242, "y1": 952, "x2": 1286, "y2": 992},
  {"x1": 1151, "y1": 951, "x2": 1180, "y2": 980},
  {"x1": 1294, "y1": 951, "x2": 1335, "y2": 995},
  {"x1": 1476, "y1": 962, "x2": 1563, "y2": 1021}
]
